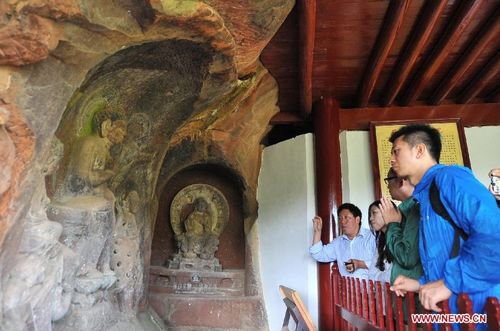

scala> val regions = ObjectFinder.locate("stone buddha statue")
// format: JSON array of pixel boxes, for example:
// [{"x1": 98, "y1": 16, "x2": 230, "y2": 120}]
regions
[
  {"x1": 65, "y1": 110, "x2": 126, "y2": 199},
  {"x1": 168, "y1": 184, "x2": 229, "y2": 271}
]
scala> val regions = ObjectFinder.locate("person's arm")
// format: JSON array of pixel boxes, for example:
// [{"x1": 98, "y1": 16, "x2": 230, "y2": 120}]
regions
[
  {"x1": 312, "y1": 216, "x2": 322, "y2": 245},
  {"x1": 437, "y1": 167, "x2": 500, "y2": 294},
  {"x1": 309, "y1": 216, "x2": 338, "y2": 262},
  {"x1": 385, "y1": 202, "x2": 420, "y2": 269}
]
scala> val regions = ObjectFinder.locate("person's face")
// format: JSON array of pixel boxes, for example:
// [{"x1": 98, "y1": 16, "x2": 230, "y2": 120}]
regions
[
  {"x1": 369, "y1": 206, "x2": 385, "y2": 232},
  {"x1": 339, "y1": 209, "x2": 360, "y2": 238},
  {"x1": 386, "y1": 171, "x2": 400, "y2": 199},
  {"x1": 390, "y1": 136, "x2": 417, "y2": 178}
]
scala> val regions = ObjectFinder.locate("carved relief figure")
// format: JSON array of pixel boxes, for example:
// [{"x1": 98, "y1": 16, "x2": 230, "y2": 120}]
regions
[
  {"x1": 65, "y1": 110, "x2": 126, "y2": 199},
  {"x1": 0, "y1": 106, "x2": 16, "y2": 196},
  {"x1": 112, "y1": 190, "x2": 143, "y2": 311},
  {"x1": 47, "y1": 110, "x2": 128, "y2": 303},
  {"x1": 110, "y1": 112, "x2": 153, "y2": 196},
  {"x1": 3, "y1": 138, "x2": 75, "y2": 330},
  {"x1": 169, "y1": 184, "x2": 229, "y2": 271}
]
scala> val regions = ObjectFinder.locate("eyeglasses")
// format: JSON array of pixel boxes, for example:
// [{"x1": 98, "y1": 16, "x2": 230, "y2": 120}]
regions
[{"x1": 384, "y1": 176, "x2": 398, "y2": 185}]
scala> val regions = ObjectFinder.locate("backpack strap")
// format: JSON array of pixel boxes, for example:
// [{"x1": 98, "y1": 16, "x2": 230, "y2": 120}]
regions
[{"x1": 429, "y1": 178, "x2": 469, "y2": 258}]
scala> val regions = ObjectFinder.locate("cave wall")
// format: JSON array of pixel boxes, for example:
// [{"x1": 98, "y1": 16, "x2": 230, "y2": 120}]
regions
[{"x1": 0, "y1": 1, "x2": 295, "y2": 330}]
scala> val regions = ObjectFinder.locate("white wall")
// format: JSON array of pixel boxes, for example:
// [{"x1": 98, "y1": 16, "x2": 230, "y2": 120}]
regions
[
  {"x1": 340, "y1": 126, "x2": 500, "y2": 220},
  {"x1": 257, "y1": 133, "x2": 318, "y2": 331}
]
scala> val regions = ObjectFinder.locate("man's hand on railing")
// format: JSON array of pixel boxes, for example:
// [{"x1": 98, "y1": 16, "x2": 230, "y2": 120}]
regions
[
  {"x1": 419, "y1": 279, "x2": 452, "y2": 313},
  {"x1": 390, "y1": 275, "x2": 420, "y2": 297}
]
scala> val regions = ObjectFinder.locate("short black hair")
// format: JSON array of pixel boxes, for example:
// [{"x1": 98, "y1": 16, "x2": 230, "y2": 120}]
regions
[
  {"x1": 338, "y1": 203, "x2": 362, "y2": 223},
  {"x1": 389, "y1": 124, "x2": 442, "y2": 162}
]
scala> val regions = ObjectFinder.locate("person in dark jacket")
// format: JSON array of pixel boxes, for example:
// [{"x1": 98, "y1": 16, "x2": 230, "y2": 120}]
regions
[{"x1": 379, "y1": 168, "x2": 423, "y2": 284}]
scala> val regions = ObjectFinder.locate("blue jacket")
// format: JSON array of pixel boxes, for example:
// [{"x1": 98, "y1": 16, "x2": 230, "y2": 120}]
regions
[{"x1": 413, "y1": 164, "x2": 500, "y2": 329}]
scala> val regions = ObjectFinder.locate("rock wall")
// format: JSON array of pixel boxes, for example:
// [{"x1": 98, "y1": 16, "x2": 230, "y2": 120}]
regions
[{"x1": 0, "y1": 0, "x2": 294, "y2": 330}]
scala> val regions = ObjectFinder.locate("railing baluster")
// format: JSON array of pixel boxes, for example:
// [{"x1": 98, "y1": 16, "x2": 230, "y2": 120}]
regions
[
  {"x1": 351, "y1": 277, "x2": 356, "y2": 331},
  {"x1": 486, "y1": 297, "x2": 500, "y2": 331},
  {"x1": 385, "y1": 282, "x2": 395, "y2": 331},
  {"x1": 356, "y1": 278, "x2": 362, "y2": 316},
  {"x1": 457, "y1": 293, "x2": 475, "y2": 331},
  {"x1": 362, "y1": 279, "x2": 369, "y2": 320},
  {"x1": 348, "y1": 277, "x2": 353, "y2": 330},
  {"x1": 395, "y1": 290, "x2": 405, "y2": 331},
  {"x1": 369, "y1": 280, "x2": 377, "y2": 325},
  {"x1": 376, "y1": 281, "x2": 384, "y2": 328},
  {"x1": 342, "y1": 277, "x2": 348, "y2": 331},
  {"x1": 407, "y1": 291, "x2": 418, "y2": 331},
  {"x1": 332, "y1": 264, "x2": 342, "y2": 331},
  {"x1": 422, "y1": 307, "x2": 433, "y2": 331},
  {"x1": 346, "y1": 277, "x2": 351, "y2": 312},
  {"x1": 440, "y1": 301, "x2": 452, "y2": 331}
]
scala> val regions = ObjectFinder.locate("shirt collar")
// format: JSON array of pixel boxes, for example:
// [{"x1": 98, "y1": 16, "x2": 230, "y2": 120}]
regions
[{"x1": 340, "y1": 227, "x2": 369, "y2": 240}]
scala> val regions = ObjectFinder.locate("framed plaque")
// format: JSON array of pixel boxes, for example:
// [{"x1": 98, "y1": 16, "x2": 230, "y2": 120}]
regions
[{"x1": 369, "y1": 119, "x2": 471, "y2": 200}]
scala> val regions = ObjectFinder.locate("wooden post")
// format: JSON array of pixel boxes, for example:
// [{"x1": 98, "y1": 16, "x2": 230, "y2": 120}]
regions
[{"x1": 313, "y1": 97, "x2": 342, "y2": 330}]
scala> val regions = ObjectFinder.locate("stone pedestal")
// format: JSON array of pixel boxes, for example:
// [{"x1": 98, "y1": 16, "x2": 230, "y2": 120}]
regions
[
  {"x1": 149, "y1": 266, "x2": 244, "y2": 296},
  {"x1": 149, "y1": 266, "x2": 266, "y2": 330},
  {"x1": 167, "y1": 255, "x2": 222, "y2": 272}
]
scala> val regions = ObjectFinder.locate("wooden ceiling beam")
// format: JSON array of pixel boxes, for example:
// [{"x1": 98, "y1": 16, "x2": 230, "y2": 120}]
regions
[
  {"x1": 487, "y1": 86, "x2": 500, "y2": 103},
  {"x1": 381, "y1": 0, "x2": 448, "y2": 106},
  {"x1": 401, "y1": 0, "x2": 484, "y2": 106},
  {"x1": 429, "y1": 5, "x2": 500, "y2": 105},
  {"x1": 270, "y1": 111, "x2": 305, "y2": 125},
  {"x1": 298, "y1": 0, "x2": 316, "y2": 118},
  {"x1": 339, "y1": 103, "x2": 500, "y2": 130},
  {"x1": 458, "y1": 51, "x2": 500, "y2": 104},
  {"x1": 356, "y1": 0, "x2": 410, "y2": 108}
]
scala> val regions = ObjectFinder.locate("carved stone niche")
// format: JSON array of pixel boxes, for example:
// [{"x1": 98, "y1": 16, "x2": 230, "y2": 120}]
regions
[
  {"x1": 150, "y1": 166, "x2": 245, "y2": 297},
  {"x1": 168, "y1": 183, "x2": 229, "y2": 271}
]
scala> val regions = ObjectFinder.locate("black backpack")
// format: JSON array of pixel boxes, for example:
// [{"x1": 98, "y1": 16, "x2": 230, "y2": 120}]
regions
[{"x1": 429, "y1": 178, "x2": 469, "y2": 258}]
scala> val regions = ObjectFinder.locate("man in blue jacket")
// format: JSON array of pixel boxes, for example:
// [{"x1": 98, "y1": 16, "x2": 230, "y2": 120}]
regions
[{"x1": 388, "y1": 124, "x2": 500, "y2": 329}]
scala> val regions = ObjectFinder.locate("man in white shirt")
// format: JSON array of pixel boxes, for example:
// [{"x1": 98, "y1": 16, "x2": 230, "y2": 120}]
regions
[{"x1": 309, "y1": 203, "x2": 376, "y2": 278}]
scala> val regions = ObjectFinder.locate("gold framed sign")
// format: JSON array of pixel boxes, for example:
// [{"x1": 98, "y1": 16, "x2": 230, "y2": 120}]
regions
[{"x1": 369, "y1": 119, "x2": 471, "y2": 200}]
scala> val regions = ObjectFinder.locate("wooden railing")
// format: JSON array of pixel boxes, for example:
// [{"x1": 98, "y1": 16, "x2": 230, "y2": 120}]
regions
[{"x1": 331, "y1": 264, "x2": 500, "y2": 331}]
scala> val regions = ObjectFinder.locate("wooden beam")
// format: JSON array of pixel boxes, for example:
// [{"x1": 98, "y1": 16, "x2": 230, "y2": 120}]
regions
[
  {"x1": 357, "y1": 0, "x2": 410, "y2": 108},
  {"x1": 298, "y1": 0, "x2": 316, "y2": 118},
  {"x1": 313, "y1": 97, "x2": 342, "y2": 331},
  {"x1": 339, "y1": 103, "x2": 500, "y2": 130},
  {"x1": 381, "y1": 0, "x2": 448, "y2": 106},
  {"x1": 487, "y1": 86, "x2": 500, "y2": 103},
  {"x1": 429, "y1": 5, "x2": 500, "y2": 105},
  {"x1": 401, "y1": 0, "x2": 484, "y2": 106},
  {"x1": 458, "y1": 51, "x2": 500, "y2": 104},
  {"x1": 269, "y1": 111, "x2": 304, "y2": 125}
]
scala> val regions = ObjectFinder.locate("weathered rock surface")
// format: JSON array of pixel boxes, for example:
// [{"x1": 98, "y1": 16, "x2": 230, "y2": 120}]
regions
[{"x1": 0, "y1": 0, "x2": 294, "y2": 330}]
